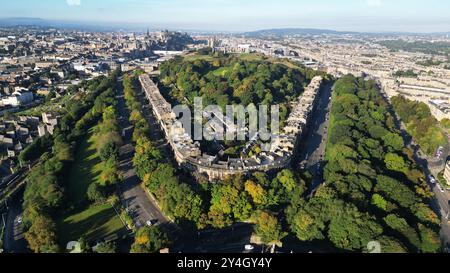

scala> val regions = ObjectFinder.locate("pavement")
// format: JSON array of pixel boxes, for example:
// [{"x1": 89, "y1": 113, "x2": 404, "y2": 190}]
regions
[
  {"x1": 115, "y1": 78, "x2": 174, "y2": 233},
  {"x1": 296, "y1": 82, "x2": 333, "y2": 196}
]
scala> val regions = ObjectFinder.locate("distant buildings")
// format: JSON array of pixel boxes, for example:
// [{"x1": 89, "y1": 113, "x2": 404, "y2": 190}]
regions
[
  {"x1": 207, "y1": 35, "x2": 450, "y2": 121},
  {"x1": 429, "y1": 100, "x2": 450, "y2": 121},
  {"x1": 1, "y1": 90, "x2": 34, "y2": 107},
  {"x1": 0, "y1": 28, "x2": 194, "y2": 114}
]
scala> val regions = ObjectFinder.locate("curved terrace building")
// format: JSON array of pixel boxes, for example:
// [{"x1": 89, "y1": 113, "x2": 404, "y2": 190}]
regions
[{"x1": 139, "y1": 74, "x2": 323, "y2": 180}]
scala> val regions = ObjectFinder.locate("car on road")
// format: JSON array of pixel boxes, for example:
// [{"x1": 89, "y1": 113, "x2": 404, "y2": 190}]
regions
[
  {"x1": 16, "y1": 216, "x2": 22, "y2": 224},
  {"x1": 429, "y1": 175, "x2": 436, "y2": 184},
  {"x1": 245, "y1": 245, "x2": 255, "y2": 251},
  {"x1": 146, "y1": 219, "x2": 158, "y2": 227}
]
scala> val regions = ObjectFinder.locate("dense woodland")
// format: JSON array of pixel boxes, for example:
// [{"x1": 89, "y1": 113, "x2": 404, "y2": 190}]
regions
[
  {"x1": 286, "y1": 75, "x2": 441, "y2": 253},
  {"x1": 391, "y1": 96, "x2": 447, "y2": 156},
  {"x1": 159, "y1": 52, "x2": 326, "y2": 122}
]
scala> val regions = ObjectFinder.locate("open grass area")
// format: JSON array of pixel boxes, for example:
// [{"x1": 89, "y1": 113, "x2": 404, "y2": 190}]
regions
[
  {"x1": 184, "y1": 53, "x2": 217, "y2": 62},
  {"x1": 58, "y1": 203, "x2": 126, "y2": 245},
  {"x1": 233, "y1": 53, "x2": 265, "y2": 62},
  {"x1": 65, "y1": 127, "x2": 102, "y2": 208},
  {"x1": 58, "y1": 126, "x2": 126, "y2": 246}
]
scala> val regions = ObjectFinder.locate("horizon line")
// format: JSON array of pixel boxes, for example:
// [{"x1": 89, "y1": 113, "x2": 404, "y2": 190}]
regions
[{"x1": 0, "y1": 17, "x2": 449, "y2": 35}]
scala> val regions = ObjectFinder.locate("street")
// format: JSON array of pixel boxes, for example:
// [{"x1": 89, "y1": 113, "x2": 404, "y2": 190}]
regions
[
  {"x1": 115, "y1": 78, "x2": 175, "y2": 233},
  {"x1": 3, "y1": 197, "x2": 29, "y2": 253},
  {"x1": 296, "y1": 82, "x2": 333, "y2": 196},
  {"x1": 174, "y1": 223, "x2": 256, "y2": 253}
]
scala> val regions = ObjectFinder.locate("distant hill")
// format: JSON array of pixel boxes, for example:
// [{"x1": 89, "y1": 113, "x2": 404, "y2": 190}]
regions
[
  {"x1": 0, "y1": 17, "x2": 138, "y2": 32},
  {"x1": 0, "y1": 17, "x2": 48, "y2": 26},
  {"x1": 242, "y1": 28, "x2": 358, "y2": 38},
  {"x1": 242, "y1": 28, "x2": 450, "y2": 38}
]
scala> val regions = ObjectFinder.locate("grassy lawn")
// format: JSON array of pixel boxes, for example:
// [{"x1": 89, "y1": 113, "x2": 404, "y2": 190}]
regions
[
  {"x1": 58, "y1": 203, "x2": 126, "y2": 245},
  {"x1": 65, "y1": 126, "x2": 103, "y2": 208},
  {"x1": 184, "y1": 53, "x2": 217, "y2": 62},
  {"x1": 235, "y1": 53, "x2": 265, "y2": 62},
  {"x1": 58, "y1": 126, "x2": 126, "y2": 247}
]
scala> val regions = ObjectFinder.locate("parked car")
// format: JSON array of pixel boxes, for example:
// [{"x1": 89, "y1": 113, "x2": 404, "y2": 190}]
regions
[
  {"x1": 429, "y1": 175, "x2": 436, "y2": 184},
  {"x1": 245, "y1": 245, "x2": 255, "y2": 251},
  {"x1": 146, "y1": 219, "x2": 158, "y2": 227}
]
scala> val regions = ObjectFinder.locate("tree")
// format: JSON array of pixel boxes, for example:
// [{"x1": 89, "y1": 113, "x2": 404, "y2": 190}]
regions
[
  {"x1": 384, "y1": 153, "x2": 409, "y2": 174},
  {"x1": 286, "y1": 205, "x2": 326, "y2": 242},
  {"x1": 418, "y1": 224, "x2": 441, "y2": 253},
  {"x1": 375, "y1": 176, "x2": 418, "y2": 209},
  {"x1": 275, "y1": 169, "x2": 297, "y2": 192},
  {"x1": 253, "y1": 211, "x2": 286, "y2": 245},
  {"x1": 130, "y1": 226, "x2": 169, "y2": 253},
  {"x1": 411, "y1": 203, "x2": 440, "y2": 225},
  {"x1": 375, "y1": 236, "x2": 408, "y2": 253},
  {"x1": 327, "y1": 205, "x2": 383, "y2": 251},
  {"x1": 209, "y1": 183, "x2": 252, "y2": 223},
  {"x1": 95, "y1": 242, "x2": 117, "y2": 253},
  {"x1": 382, "y1": 133, "x2": 404, "y2": 152},
  {"x1": 87, "y1": 182, "x2": 107, "y2": 203},
  {"x1": 384, "y1": 214, "x2": 420, "y2": 250},
  {"x1": 244, "y1": 180, "x2": 267, "y2": 206},
  {"x1": 371, "y1": 194, "x2": 388, "y2": 211},
  {"x1": 25, "y1": 215, "x2": 59, "y2": 253},
  {"x1": 99, "y1": 141, "x2": 119, "y2": 162}
]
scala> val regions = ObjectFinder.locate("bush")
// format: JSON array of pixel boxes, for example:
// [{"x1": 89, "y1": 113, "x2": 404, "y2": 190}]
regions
[
  {"x1": 99, "y1": 141, "x2": 119, "y2": 162},
  {"x1": 87, "y1": 183, "x2": 107, "y2": 203}
]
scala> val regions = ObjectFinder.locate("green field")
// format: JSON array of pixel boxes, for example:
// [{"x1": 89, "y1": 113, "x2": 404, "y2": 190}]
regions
[
  {"x1": 184, "y1": 53, "x2": 217, "y2": 62},
  {"x1": 58, "y1": 203, "x2": 126, "y2": 245},
  {"x1": 58, "y1": 126, "x2": 126, "y2": 246},
  {"x1": 65, "y1": 127, "x2": 102, "y2": 208}
]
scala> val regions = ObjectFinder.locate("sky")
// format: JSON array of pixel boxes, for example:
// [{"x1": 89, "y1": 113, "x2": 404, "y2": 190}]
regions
[{"x1": 0, "y1": 0, "x2": 449, "y2": 32}]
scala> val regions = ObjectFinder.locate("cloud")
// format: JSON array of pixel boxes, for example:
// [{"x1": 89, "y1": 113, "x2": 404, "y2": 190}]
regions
[
  {"x1": 67, "y1": 0, "x2": 81, "y2": 6},
  {"x1": 366, "y1": 0, "x2": 383, "y2": 7}
]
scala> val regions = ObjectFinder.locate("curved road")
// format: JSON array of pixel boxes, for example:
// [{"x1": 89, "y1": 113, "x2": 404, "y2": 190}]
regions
[{"x1": 116, "y1": 77, "x2": 176, "y2": 234}]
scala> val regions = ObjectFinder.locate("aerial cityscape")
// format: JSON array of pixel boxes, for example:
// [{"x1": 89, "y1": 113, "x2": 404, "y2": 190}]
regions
[{"x1": 0, "y1": 0, "x2": 449, "y2": 262}]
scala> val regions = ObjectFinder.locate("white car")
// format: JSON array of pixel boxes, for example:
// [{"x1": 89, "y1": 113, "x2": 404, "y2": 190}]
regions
[
  {"x1": 146, "y1": 219, "x2": 158, "y2": 227},
  {"x1": 429, "y1": 176, "x2": 436, "y2": 184},
  {"x1": 16, "y1": 216, "x2": 22, "y2": 224},
  {"x1": 245, "y1": 245, "x2": 255, "y2": 251}
]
